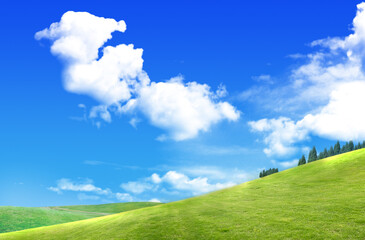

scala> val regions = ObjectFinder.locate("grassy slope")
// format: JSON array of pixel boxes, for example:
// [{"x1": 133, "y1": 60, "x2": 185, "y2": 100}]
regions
[
  {"x1": 2, "y1": 149, "x2": 365, "y2": 239},
  {"x1": 0, "y1": 207, "x2": 100, "y2": 233},
  {"x1": 0, "y1": 203, "x2": 160, "y2": 234},
  {"x1": 54, "y1": 202, "x2": 161, "y2": 214}
]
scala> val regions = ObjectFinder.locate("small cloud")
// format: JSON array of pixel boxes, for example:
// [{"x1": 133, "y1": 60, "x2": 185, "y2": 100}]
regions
[
  {"x1": 215, "y1": 84, "x2": 228, "y2": 98},
  {"x1": 115, "y1": 193, "x2": 133, "y2": 202},
  {"x1": 148, "y1": 198, "x2": 161, "y2": 203},
  {"x1": 120, "y1": 181, "x2": 154, "y2": 194},
  {"x1": 78, "y1": 193, "x2": 100, "y2": 201},
  {"x1": 251, "y1": 74, "x2": 274, "y2": 84},
  {"x1": 49, "y1": 178, "x2": 133, "y2": 202},
  {"x1": 83, "y1": 160, "x2": 105, "y2": 166},
  {"x1": 278, "y1": 159, "x2": 298, "y2": 168},
  {"x1": 287, "y1": 53, "x2": 306, "y2": 59},
  {"x1": 90, "y1": 105, "x2": 111, "y2": 123},
  {"x1": 129, "y1": 118, "x2": 140, "y2": 128},
  {"x1": 156, "y1": 134, "x2": 168, "y2": 142}
]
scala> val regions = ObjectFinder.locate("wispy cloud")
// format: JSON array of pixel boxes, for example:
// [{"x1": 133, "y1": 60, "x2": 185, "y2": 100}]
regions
[
  {"x1": 120, "y1": 167, "x2": 256, "y2": 197},
  {"x1": 48, "y1": 178, "x2": 133, "y2": 202}
]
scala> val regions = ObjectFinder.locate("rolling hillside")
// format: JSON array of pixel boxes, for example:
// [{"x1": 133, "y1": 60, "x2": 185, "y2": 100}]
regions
[
  {"x1": 54, "y1": 202, "x2": 161, "y2": 214},
  {"x1": 0, "y1": 202, "x2": 160, "y2": 234},
  {"x1": 1, "y1": 149, "x2": 365, "y2": 239}
]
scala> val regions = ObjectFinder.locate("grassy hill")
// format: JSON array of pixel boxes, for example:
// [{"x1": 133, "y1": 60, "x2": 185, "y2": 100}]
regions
[
  {"x1": 0, "y1": 202, "x2": 160, "y2": 234},
  {"x1": 1, "y1": 149, "x2": 365, "y2": 239},
  {"x1": 54, "y1": 202, "x2": 161, "y2": 214}
]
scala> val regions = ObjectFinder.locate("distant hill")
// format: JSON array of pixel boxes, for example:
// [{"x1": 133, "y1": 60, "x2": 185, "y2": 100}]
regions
[
  {"x1": 0, "y1": 202, "x2": 161, "y2": 234},
  {"x1": 1, "y1": 149, "x2": 365, "y2": 239}
]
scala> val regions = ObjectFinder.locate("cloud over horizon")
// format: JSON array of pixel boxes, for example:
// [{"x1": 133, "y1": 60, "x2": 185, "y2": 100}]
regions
[{"x1": 248, "y1": 3, "x2": 365, "y2": 157}]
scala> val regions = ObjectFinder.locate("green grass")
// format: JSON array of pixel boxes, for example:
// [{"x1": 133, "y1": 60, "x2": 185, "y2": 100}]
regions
[
  {"x1": 54, "y1": 202, "x2": 161, "y2": 214},
  {"x1": 1, "y1": 149, "x2": 365, "y2": 239},
  {"x1": 0, "y1": 206, "x2": 100, "y2": 234},
  {"x1": 0, "y1": 202, "x2": 161, "y2": 234}
]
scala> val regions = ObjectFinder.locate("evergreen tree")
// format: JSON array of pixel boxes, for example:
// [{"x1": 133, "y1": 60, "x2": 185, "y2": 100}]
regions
[
  {"x1": 349, "y1": 141, "x2": 354, "y2": 151},
  {"x1": 341, "y1": 145, "x2": 346, "y2": 154},
  {"x1": 355, "y1": 142, "x2": 361, "y2": 150},
  {"x1": 323, "y1": 148, "x2": 328, "y2": 158},
  {"x1": 298, "y1": 155, "x2": 306, "y2": 166},
  {"x1": 308, "y1": 146, "x2": 318, "y2": 162},
  {"x1": 334, "y1": 141, "x2": 341, "y2": 155},
  {"x1": 362, "y1": 141, "x2": 365, "y2": 148},
  {"x1": 318, "y1": 152, "x2": 324, "y2": 160},
  {"x1": 344, "y1": 142, "x2": 350, "y2": 152},
  {"x1": 329, "y1": 146, "x2": 334, "y2": 156},
  {"x1": 259, "y1": 168, "x2": 279, "y2": 178}
]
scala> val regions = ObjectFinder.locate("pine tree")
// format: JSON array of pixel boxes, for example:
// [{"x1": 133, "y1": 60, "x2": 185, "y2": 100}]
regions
[
  {"x1": 334, "y1": 141, "x2": 341, "y2": 155},
  {"x1": 329, "y1": 146, "x2": 334, "y2": 156},
  {"x1": 349, "y1": 141, "x2": 354, "y2": 151},
  {"x1": 308, "y1": 146, "x2": 318, "y2": 162},
  {"x1": 341, "y1": 145, "x2": 346, "y2": 154},
  {"x1": 323, "y1": 148, "x2": 328, "y2": 158},
  {"x1": 298, "y1": 155, "x2": 306, "y2": 166},
  {"x1": 345, "y1": 142, "x2": 350, "y2": 152},
  {"x1": 318, "y1": 152, "x2": 324, "y2": 160},
  {"x1": 362, "y1": 141, "x2": 365, "y2": 148}
]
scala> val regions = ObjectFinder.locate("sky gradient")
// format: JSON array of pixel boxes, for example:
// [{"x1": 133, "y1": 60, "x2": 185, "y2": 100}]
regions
[{"x1": 1, "y1": 0, "x2": 364, "y2": 206}]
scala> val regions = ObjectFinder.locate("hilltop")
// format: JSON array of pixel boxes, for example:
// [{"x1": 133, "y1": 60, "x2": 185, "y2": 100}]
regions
[{"x1": 1, "y1": 149, "x2": 365, "y2": 239}]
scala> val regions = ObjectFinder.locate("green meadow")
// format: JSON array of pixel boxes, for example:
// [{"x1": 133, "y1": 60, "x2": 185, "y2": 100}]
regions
[
  {"x1": 0, "y1": 202, "x2": 160, "y2": 234},
  {"x1": 1, "y1": 149, "x2": 365, "y2": 239}
]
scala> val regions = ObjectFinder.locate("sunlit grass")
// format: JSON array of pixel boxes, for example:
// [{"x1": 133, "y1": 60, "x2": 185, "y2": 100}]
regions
[{"x1": 1, "y1": 149, "x2": 365, "y2": 239}]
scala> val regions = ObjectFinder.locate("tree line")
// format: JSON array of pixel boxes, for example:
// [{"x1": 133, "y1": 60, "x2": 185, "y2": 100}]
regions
[
  {"x1": 259, "y1": 168, "x2": 279, "y2": 178},
  {"x1": 298, "y1": 140, "x2": 365, "y2": 166}
]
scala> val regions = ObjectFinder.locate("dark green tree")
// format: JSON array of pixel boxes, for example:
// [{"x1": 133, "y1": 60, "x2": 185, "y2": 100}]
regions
[
  {"x1": 308, "y1": 146, "x2": 318, "y2": 162},
  {"x1": 341, "y1": 145, "x2": 346, "y2": 154},
  {"x1": 334, "y1": 141, "x2": 341, "y2": 155},
  {"x1": 298, "y1": 155, "x2": 306, "y2": 166},
  {"x1": 349, "y1": 141, "x2": 354, "y2": 151},
  {"x1": 323, "y1": 148, "x2": 328, "y2": 158},
  {"x1": 329, "y1": 146, "x2": 334, "y2": 156}
]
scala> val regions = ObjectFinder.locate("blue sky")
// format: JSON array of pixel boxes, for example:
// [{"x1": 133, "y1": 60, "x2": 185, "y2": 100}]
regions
[{"x1": 1, "y1": 0, "x2": 364, "y2": 206}]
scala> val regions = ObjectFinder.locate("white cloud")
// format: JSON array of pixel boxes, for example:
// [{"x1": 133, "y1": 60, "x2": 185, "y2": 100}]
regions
[
  {"x1": 134, "y1": 77, "x2": 240, "y2": 140},
  {"x1": 272, "y1": 159, "x2": 298, "y2": 168},
  {"x1": 119, "y1": 167, "x2": 255, "y2": 198},
  {"x1": 77, "y1": 193, "x2": 100, "y2": 201},
  {"x1": 115, "y1": 193, "x2": 133, "y2": 202},
  {"x1": 129, "y1": 117, "x2": 140, "y2": 128},
  {"x1": 120, "y1": 181, "x2": 154, "y2": 194},
  {"x1": 150, "y1": 171, "x2": 235, "y2": 195},
  {"x1": 89, "y1": 105, "x2": 112, "y2": 123},
  {"x1": 35, "y1": 11, "x2": 126, "y2": 62},
  {"x1": 249, "y1": 3, "x2": 365, "y2": 156},
  {"x1": 150, "y1": 173, "x2": 162, "y2": 184},
  {"x1": 299, "y1": 79, "x2": 365, "y2": 142},
  {"x1": 248, "y1": 117, "x2": 308, "y2": 157},
  {"x1": 148, "y1": 198, "x2": 161, "y2": 203},
  {"x1": 215, "y1": 84, "x2": 228, "y2": 98},
  {"x1": 252, "y1": 74, "x2": 274, "y2": 84},
  {"x1": 48, "y1": 178, "x2": 111, "y2": 195},
  {"x1": 48, "y1": 178, "x2": 132, "y2": 202},
  {"x1": 35, "y1": 11, "x2": 138, "y2": 105},
  {"x1": 36, "y1": 11, "x2": 239, "y2": 141}
]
